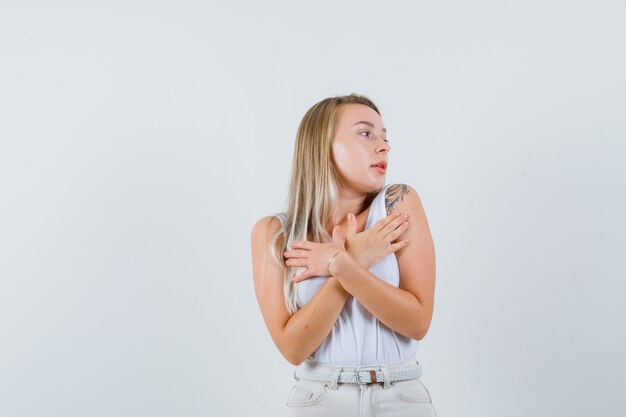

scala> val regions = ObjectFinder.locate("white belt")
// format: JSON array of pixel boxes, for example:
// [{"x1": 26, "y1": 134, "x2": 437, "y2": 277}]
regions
[{"x1": 295, "y1": 362, "x2": 422, "y2": 385}]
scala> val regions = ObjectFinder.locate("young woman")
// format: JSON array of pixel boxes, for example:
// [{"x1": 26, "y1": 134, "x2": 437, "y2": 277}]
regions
[{"x1": 251, "y1": 93, "x2": 437, "y2": 416}]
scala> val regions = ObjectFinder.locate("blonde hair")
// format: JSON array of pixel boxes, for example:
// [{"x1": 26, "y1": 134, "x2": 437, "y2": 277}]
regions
[{"x1": 268, "y1": 93, "x2": 381, "y2": 314}]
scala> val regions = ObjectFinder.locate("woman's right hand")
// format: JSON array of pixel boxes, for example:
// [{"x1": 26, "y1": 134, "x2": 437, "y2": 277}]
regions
[
  {"x1": 345, "y1": 212, "x2": 410, "y2": 269},
  {"x1": 284, "y1": 225, "x2": 348, "y2": 283}
]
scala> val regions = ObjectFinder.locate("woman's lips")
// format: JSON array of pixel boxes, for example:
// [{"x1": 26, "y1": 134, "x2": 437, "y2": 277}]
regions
[{"x1": 371, "y1": 166, "x2": 386, "y2": 174}]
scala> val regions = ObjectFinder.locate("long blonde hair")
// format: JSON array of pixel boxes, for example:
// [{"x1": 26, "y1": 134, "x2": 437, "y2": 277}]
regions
[{"x1": 269, "y1": 93, "x2": 381, "y2": 314}]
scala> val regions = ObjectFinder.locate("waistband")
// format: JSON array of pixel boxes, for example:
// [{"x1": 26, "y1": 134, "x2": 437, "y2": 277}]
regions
[{"x1": 294, "y1": 358, "x2": 422, "y2": 390}]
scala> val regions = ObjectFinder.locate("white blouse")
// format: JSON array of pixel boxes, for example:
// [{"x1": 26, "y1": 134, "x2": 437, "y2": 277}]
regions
[{"x1": 275, "y1": 183, "x2": 419, "y2": 366}]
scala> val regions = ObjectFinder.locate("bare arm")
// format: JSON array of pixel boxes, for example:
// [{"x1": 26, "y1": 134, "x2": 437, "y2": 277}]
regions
[
  {"x1": 329, "y1": 184, "x2": 436, "y2": 340},
  {"x1": 251, "y1": 216, "x2": 350, "y2": 365}
]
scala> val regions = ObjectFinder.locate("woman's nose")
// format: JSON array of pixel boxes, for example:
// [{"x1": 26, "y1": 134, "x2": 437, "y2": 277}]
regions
[{"x1": 376, "y1": 137, "x2": 390, "y2": 153}]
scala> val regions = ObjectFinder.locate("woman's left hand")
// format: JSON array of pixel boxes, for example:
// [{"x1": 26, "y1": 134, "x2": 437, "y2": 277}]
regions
[{"x1": 284, "y1": 221, "x2": 355, "y2": 283}]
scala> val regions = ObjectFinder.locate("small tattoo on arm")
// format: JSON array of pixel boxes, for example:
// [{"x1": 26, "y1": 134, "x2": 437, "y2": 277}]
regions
[{"x1": 385, "y1": 184, "x2": 409, "y2": 215}]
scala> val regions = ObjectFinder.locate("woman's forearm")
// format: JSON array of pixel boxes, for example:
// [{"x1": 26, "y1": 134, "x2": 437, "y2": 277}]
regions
[
  {"x1": 280, "y1": 277, "x2": 350, "y2": 365},
  {"x1": 330, "y1": 251, "x2": 426, "y2": 340}
]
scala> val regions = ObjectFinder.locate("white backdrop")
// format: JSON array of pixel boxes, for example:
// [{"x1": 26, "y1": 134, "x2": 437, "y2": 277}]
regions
[{"x1": 1, "y1": 1, "x2": 625, "y2": 416}]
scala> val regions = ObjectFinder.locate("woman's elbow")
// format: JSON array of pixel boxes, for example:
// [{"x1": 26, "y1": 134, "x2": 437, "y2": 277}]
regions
[
  {"x1": 285, "y1": 355, "x2": 305, "y2": 366},
  {"x1": 275, "y1": 340, "x2": 307, "y2": 365},
  {"x1": 280, "y1": 349, "x2": 306, "y2": 366},
  {"x1": 413, "y1": 323, "x2": 432, "y2": 341}
]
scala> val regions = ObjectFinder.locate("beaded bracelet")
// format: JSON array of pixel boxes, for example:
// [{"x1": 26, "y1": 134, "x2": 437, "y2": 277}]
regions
[{"x1": 326, "y1": 250, "x2": 345, "y2": 277}]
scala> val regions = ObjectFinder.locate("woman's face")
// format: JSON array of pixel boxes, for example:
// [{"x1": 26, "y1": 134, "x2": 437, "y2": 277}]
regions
[{"x1": 331, "y1": 103, "x2": 391, "y2": 194}]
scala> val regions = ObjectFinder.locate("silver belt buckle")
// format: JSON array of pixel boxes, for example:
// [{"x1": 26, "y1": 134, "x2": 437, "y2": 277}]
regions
[{"x1": 357, "y1": 370, "x2": 378, "y2": 385}]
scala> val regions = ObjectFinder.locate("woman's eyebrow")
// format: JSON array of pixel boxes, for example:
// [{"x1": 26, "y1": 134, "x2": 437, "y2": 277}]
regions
[{"x1": 353, "y1": 121, "x2": 387, "y2": 133}]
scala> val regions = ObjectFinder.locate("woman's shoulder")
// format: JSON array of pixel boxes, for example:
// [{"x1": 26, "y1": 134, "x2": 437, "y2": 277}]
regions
[
  {"x1": 251, "y1": 213, "x2": 285, "y2": 244},
  {"x1": 383, "y1": 183, "x2": 423, "y2": 215}
]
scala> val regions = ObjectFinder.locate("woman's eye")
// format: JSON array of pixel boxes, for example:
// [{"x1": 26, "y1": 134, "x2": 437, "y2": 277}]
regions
[{"x1": 360, "y1": 130, "x2": 389, "y2": 143}]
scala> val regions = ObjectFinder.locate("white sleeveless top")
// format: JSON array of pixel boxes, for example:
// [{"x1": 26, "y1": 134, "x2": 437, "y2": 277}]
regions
[{"x1": 274, "y1": 183, "x2": 419, "y2": 366}]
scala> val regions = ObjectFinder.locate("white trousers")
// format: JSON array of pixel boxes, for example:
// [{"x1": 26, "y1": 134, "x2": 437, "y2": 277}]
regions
[{"x1": 285, "y1": 358, "x2": 438, "y2": 417}]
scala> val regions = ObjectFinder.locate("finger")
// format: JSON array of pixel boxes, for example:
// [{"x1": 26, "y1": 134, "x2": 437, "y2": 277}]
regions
[
  {"x1": 383, "y1": 220, "x2": 410, "y2": 242},
  {"x1": 386, "y1": 239, "x2": 410, "y2": 254},
  {"x1": 346, "y1": 213, "x2": 357, "y2": 239},
  {"x1": 375, "y1": 212, "x2": 403, "y2": 232},
  {"x1": 332, "y1": 225, "x2": 343, "y2": 245},
  {"x1": 283, "y1": 249, "x2": 309, "y2": 258},
  {"x1": 285, "y1": 258, "x2": 308, "y2": 267},
  {"x1": 291, "y1": 270, "x2": 313, "y2": 283},
  {"x1": 380, "y1": 213, "x2": 408, "y2": 235}
]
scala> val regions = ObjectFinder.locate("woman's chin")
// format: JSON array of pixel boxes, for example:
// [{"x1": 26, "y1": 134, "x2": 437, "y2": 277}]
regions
[
  {"x1": 342, "y1": 176, "x2": 386, "y2": 194},
  {"x1": 366, "y1": 180, "x2": 386, "y2": 194}
]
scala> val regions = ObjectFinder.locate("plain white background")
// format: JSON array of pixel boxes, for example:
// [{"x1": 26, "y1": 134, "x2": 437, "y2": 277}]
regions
[{"x1": 1, "y1": 1, "x2": 624, "y2": 416}]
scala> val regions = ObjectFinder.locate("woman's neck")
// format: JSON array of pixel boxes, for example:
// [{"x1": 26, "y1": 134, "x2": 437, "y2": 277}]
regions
[{"x1": 326, "y1": 191, "x2": 377, "y2": 233}]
